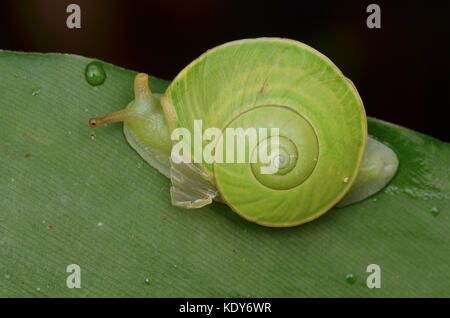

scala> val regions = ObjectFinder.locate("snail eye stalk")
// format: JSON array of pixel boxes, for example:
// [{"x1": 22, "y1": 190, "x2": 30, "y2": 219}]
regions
[
  {"x1": 88, "y1": 73, "x2": 153, "y2": 129},
  {"x1": 88, "y1": 109, "x2": 136, "y2": 128}
]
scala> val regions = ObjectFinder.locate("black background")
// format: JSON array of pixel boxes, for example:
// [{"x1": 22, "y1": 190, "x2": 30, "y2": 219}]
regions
[{"x1": 0, "y1": 0, "x2": 448, "y2": 141}]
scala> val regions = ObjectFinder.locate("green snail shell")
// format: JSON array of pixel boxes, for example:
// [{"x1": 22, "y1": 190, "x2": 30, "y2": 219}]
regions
[
  {"x1": 89, "y1": 37, "x2": 399, "y2": 227},
  {"x1": 161, "y1": 38, "x2": 366, "y2": 226}
]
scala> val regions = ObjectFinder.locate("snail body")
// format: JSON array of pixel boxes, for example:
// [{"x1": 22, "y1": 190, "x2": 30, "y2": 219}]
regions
[{"x1": 89, "y1": 38, "x2": 398, "y2": 227}]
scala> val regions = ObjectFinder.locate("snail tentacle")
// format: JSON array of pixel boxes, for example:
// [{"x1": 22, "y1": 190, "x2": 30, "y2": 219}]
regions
[{"x1": 89, "y1": 109, "x2": 137, "y2": 128}]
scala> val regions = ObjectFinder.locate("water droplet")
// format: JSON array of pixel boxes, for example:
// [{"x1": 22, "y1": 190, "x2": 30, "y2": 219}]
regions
[
  {"x1": 42, "y1": 220, "x2": 46, "y2": 224},
  {"x1": 31, "y1": 88, "x2": 41, "y2": 96},
  {"x1": 97, "y1": 222, "x2": 103, "y2": 227},
  {"x1": 431, "y1": 207, "x2": 440, "y2": 217},
  {"x1": 60, "y1": 195, "x2": 70, "y2": 203},
  {"x1": 144, "y1": 278, "x2": 150, "y2": 285},
  {"x1": 85, "y1": 175, "x2": 94, "y2": 186},
  {"x1": 10, "y1": 178, "x2": 15, "y2": 182},
  {"x1": 136, "y1": 162, "x2": 143, "y2": 169},
  {"x1": 5, "y1": 274, "x2": 11, "y2": 279},
  {"x1": 36, "y1": 287, "x2": 40, "y2": 291},
  {"x1": 68, "y1": 131, "x2": 72, "y2": 135},
  {"x1": 345, "y1": 273, "x2": 356, "y2": 285},
  {"x1": 373, "y1": 198, "x2": 377, "y2": 202},
  {"x1": 90, "y1": 131, "x2": 96, "y2": 140},
  {"x1": 85, "y1": 61, "x2": 106, "y2": 86},
  {"x1": 84, "y1": 108, "x2": 89, "y2": 112}
]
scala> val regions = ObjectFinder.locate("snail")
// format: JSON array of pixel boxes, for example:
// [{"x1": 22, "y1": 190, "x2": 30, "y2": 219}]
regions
[{"x1": 89, "y1": 38, "x2": 398, "y2": 227}]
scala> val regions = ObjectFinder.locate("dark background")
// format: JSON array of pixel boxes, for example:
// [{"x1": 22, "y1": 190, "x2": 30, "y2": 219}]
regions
[{"x1": 0, "y1": 0, "x2": 448, "y2": 141}]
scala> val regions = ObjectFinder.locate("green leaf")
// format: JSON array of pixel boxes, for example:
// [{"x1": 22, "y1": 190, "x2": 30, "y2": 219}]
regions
[{"x1": 1, "y1": 50, "x2": 449, "y2": 297}]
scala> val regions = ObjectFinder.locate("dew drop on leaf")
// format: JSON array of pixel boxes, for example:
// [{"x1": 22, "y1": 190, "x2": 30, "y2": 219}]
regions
[
  {"x1": 31, "y1": 88, "x2": 41, "y2": 96},
  {"x1": 85, "y1": 61, "x2": 106, "y2": 86},
  {"x1": 431, "y1": 207, "x2": 440, "y2": 216},
  {"x1": 345, "y1": 273, "x2": 356, "y2": 285}
]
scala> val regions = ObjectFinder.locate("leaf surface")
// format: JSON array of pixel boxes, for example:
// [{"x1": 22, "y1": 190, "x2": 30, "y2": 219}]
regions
[{"x1": 0, "y1": 51, "x2": 449, "y2": 297}]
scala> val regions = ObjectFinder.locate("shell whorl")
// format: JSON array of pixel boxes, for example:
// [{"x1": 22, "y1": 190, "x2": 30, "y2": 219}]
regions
[{"x1": 216, "y1": 105, "x2": 319, "y2": 191}]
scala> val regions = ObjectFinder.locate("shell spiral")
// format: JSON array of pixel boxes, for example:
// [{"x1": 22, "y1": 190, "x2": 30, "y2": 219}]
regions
[{"x1": 161, "y1": 38, "x2": 367, "y2": 227}]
